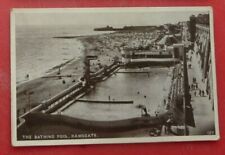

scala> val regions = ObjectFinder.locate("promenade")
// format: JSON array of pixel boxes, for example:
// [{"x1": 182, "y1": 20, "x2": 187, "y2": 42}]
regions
[{"x1": 187, "y1": 48, "x2": 215, "y2": 135}]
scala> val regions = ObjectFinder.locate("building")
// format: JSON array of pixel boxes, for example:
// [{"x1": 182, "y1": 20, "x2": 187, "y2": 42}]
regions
[
  {"x1": 121, "y1": 42, "x2": 183, "y2": 67},
  {"x1": 195, "y1": 23, "x2": 213, "y2": 105},
  {"x1": 195, "y1": 24, "x2": 211, "y2": 79}
]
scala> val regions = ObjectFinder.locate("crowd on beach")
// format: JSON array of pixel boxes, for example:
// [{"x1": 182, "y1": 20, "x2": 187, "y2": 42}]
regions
[{"x1": 79, "y1": 30, "x2": 161, "y2": 73}]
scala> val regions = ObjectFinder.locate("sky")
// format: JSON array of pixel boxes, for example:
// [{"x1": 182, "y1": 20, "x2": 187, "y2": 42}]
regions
[{"x1": 14, "y1": 8, "x2": 209, "y2": 28}]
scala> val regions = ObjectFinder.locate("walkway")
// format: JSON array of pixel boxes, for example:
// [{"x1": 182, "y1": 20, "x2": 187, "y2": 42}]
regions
[{"x1": 187, "y1": 48, "x2": 215, "y2": 135}]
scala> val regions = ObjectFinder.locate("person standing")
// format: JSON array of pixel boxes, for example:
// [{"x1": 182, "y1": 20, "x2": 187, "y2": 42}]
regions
[{"x1": 108, "y1": 95, "x2": 111, "y2": 101}]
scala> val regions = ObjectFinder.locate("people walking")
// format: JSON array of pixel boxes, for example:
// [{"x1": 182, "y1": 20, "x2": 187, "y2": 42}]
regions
[
  {"x1": 201, "y1": 90, "x2": 205, "y2": 97},
  {"x1": 108, "y1": 95, "x2": 111, "y2": 101},
  {"x1": 194, "y1": 91, "x2": 197, "y2": 96}
]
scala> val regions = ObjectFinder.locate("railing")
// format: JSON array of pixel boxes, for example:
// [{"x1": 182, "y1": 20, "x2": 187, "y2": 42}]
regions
[{"x1": 17, "y1": 81, "x2": 83, "y2": 123}]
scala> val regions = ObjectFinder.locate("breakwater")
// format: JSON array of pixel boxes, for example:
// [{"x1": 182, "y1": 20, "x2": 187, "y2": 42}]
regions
[{"x1": 17, "y1": 112, "x2": 168, "y2": 140}]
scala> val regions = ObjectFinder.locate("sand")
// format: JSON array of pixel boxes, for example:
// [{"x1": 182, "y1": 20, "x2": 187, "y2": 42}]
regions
[
  {"x1": 16, "y1": 30, "x2": 158, "y2": 116},
  {"x1": 16, "y1": 33, "x2": 123, "y2": 115}
]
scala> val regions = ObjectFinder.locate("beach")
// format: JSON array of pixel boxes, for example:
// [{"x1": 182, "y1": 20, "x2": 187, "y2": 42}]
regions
[
  {"x1": 16, "y1": 25, "x2": 159, "y2": 115},
  {"x1": 16, "y1": 31, "x2": 122, "y2": 115}
]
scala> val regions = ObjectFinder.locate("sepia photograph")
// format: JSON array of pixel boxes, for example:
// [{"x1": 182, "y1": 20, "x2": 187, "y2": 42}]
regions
[{"x1": 11, "y1": 7, "x2": 219, "y2": 146}]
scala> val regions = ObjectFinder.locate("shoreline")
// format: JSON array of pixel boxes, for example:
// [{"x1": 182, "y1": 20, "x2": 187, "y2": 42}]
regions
[
  {"x1": 16, "y1": 57, "x2": 77, "y2": 87},
  {"x1": 16, "y1": 35, "x2": 85, "y2": 86},
  {"x1": 16, "y1": 32, "x2": 121, "y2": 114},
  {"x1": 16, "y1": 29, "x2": 162, "y2": 117}
]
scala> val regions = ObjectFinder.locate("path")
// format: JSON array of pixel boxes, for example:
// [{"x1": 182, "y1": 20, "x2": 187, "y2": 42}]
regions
[{"x1": 187, "y1": 48, "x2": 215, "y2": 135}]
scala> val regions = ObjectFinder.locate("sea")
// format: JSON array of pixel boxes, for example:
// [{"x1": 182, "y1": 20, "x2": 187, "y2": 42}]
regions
[{"x1": 16, "y1": 25, "x2": 113, "y2": 84}]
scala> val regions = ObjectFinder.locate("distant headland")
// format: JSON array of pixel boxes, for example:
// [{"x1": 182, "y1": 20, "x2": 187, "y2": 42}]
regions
[{"x1": 94, "y1": 25, "x2": 161, "y2": 32}]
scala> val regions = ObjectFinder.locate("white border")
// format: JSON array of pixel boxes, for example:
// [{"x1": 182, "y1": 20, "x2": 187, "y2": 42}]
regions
[{"x1": 11, "y1": 7, "x2": 220, "y2": 147}]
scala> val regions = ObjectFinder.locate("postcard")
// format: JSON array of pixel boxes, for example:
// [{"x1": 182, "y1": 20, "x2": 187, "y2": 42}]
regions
[{"x1": 11, "y1": 7, "x2": 219, "y2": 146}]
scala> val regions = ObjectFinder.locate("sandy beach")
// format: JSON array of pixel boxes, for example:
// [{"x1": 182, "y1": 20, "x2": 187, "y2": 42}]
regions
[{"x1": 16, "y1": 32, "x2": 128, "y2": 115}]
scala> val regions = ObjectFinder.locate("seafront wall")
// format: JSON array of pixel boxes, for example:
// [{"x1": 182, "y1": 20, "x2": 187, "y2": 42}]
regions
[{"x1": 17, "y1": 111, "x2": 168, "y2": 140}]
